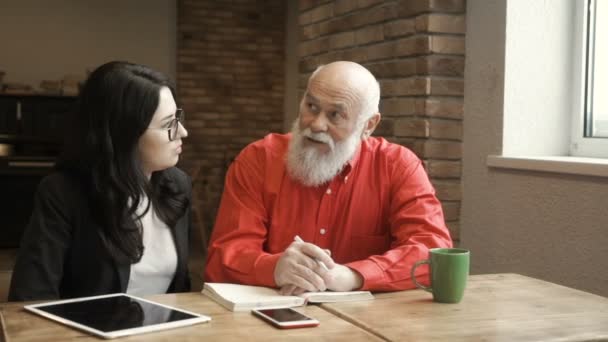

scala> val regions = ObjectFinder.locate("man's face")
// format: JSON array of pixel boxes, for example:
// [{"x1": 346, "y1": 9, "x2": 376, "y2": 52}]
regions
[
  {"x1": 286, "y1": 80, "x2": 367, "y2": 187},
  {"x1": 297, "y1": 76, "x2": 363, "y2": 154}
]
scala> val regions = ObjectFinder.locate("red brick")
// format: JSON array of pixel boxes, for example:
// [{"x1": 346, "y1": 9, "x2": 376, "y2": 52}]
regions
[
  {"x1": 382, "y1": 77, "x2": 429, "y2": 96},
  {"x1": 417, "y1": 55, "x2": 465, "y2": 77},
  {"x1": 365, "y1": 41, "x2": 398, "y2": 61},
  {"x1": 432, "y1": 180, "x2": 461, "y2": 201},
  {"x1": 324, "y1": 15, "x2": 356, "y2": 35},
  {"x1": 299, "y1": 0, "x2": 322, "y2": 11},
  {"x1": 417, "y1": 98, "x2": 463, "y2": 119},
  {"x1": 398, "y1": 0, "x2": 465, "y2": 17},
  {"x1": 394, "y1": 118, "x2": 430, "y2": 137},
  {"x1": 422, "y1": 140, "x2": 462, "y2": 159},
  {"x1": 384, "y1": 19, "x2": 416, "y2": 38},
  {"x1": 298, "y1": 0, "x2": 319, "y2": 11},
  {"x1": 367, "y1": 59, "x2": 417, "y2": 78},
  {"x1": 355, "y1": 25, "x2": 384, "y2": 45},
  {"x1": 351, "y1": 3, "x2": 398, "y2": 27},
  {"x1": 415, "y1": 14, "x2": 466, "y2": 34},
  {"x1": 299, "y1": 11, "x2": 312, "y2": 26},
  {"x1": 299, "y1": 56, "x2": 320, "y2": 73},
  {"x1": 373, "y1": 118, "x2": 394, "y2": 136},
  {"x1": 395, "y1": 36, "x2": 431, "y2": 57},
  {"x1": 426, "y1": 160, "x2": 462, "y2": 178},
  {"x1": 429, "y1": 0, "x2": 465, "y2": 13},
  {"x1": 397, "y1": 0, "x2": 432, "y2": 18},
  {"x1": 429, "y1": 119, "x2": 463, "y2": 140},
  {"x1": 178, "y1": 0, "x2": 286, "y2": 240},
  {"x1": 310, "y1": 3, "x2": 334, "y2": 23},
  {"x1": 430, "y1": 36, "x2": 465, "y2": 54},
  {"x1": 301, "y1": 24, "x2": 321, "y2": 41},
  {"x1": 334, "y1": 0, "x2": 358, "y2": 15},
  {"x1": 358, "y1": 0, "x2": 385, "y2": 8},
  {"x1": 329, "y1": 31, "x2": 355, "y2": 49},
  {"x1": 381, "y1": 98, "x2": 417, "y2": 116},
  {"x1": 429, "y1": 78, "x2": 464, "y2": 96}
]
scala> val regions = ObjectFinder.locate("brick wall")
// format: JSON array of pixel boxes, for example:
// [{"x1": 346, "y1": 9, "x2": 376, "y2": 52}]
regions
[
  {"x1": 298, "y1": 0, "x2": 465, "y2": 241},
  {"x1": 177, "y1": 0, "x2": 286, "y2": 234}
]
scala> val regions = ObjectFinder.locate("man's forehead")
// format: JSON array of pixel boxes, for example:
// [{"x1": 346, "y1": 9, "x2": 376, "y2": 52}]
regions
[{"x1": 305, "y1": 93, "x2": 348, "y2": 110}]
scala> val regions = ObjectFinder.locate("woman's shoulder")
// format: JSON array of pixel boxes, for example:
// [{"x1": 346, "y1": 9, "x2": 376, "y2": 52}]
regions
[
  {"x1": 35, "y1": 171, "x2": 87, "y2": 209},
  {"x1": 38, "y1": 171, "x2": 83, "y2": 194},
  {"x1": 163, "y1": 167, "x2": 192, "y2": 189}
]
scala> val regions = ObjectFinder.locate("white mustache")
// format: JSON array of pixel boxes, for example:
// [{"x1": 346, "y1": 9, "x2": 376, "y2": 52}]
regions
[{"x1": 301, "y1": 128, "x2": 335, "y2": 149}]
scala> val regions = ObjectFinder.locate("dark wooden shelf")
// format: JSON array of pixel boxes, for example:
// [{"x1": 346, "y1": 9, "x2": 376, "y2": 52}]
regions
[
  {"x1": 0, "y1": 93, "x2": 77, "y2": 100},
  {"x1": 0, "y1": 94, "x2": 77, "y2": 248}
]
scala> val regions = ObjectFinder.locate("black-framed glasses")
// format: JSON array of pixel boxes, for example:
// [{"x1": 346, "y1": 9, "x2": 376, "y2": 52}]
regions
[{"x1": 167, "y1": 108, "x2": 185, "y2": 141}]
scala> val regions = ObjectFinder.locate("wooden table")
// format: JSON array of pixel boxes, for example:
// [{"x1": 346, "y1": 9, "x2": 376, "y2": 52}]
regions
[
  {"x1": 0, "y1": 293, "x2": 381, "y2": 341},
  {"x1": 2, "y1": 274, "x2": 607, "y2": 341},
  {"x1": 321, "y1": 273, "x2": 608, "y2": 341}
]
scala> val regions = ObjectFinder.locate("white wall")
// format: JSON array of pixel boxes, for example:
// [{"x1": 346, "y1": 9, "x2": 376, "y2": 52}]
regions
[
  {"x1": 0, "y1": 0, "x2": 176, "y2": 87},
  {"x1": 462, "y1": 0, "x2": 608, "y2": 297},
  {"x1": 502, "y1": 0, "x2": 573, "y2": 156}
]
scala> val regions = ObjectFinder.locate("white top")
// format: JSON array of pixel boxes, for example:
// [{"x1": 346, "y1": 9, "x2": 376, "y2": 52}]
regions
[{"x1": 126, "y1": 198, "x2": 177, "y2": 296}]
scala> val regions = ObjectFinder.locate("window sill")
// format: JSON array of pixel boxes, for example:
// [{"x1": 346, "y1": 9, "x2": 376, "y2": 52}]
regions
[{"x1": 486, "y1": 155, "x2": 608, "y2": 178}]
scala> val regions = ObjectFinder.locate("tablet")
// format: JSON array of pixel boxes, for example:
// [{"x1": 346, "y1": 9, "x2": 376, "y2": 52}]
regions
[{"x1": 24, "y1": 293, "x2": 211, "y2": 339}]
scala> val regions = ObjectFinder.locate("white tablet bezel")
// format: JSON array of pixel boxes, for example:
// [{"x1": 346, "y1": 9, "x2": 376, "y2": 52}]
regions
[{"x1": 24, "y1": 293, "x2": 210, "y2": 339}]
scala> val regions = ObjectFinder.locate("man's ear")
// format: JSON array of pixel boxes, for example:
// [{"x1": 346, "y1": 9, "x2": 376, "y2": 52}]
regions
[{"x1": 361, "y1": 113, "x2": 381, "y2": 140}]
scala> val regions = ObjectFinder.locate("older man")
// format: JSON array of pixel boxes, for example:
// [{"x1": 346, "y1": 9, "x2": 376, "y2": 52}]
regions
[{"x1": 205, "y1": 61, "x2": 452, "y2": 294}]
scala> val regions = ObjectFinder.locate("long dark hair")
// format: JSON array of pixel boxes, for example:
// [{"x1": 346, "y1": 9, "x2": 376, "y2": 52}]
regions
[{"x1": 58, "y1": 61, "x2": 189, "y2": 264}]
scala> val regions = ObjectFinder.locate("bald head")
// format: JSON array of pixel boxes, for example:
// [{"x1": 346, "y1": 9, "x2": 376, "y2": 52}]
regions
[
  {"x1": 288, "y1": 62, "x2": 382, "y2": 186},
  {"x1": 308, "y1": 61, "x2": 380, "y2": 122}
]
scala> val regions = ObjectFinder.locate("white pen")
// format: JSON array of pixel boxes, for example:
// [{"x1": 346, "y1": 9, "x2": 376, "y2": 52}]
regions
[{"x1": 294, "y1": 235, "x2": 330, "y2": 271}]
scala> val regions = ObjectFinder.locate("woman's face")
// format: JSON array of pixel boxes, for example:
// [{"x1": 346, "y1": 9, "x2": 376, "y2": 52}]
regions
[{"x1": 138, "y1": 87, "x2": 188, "y2": 177}]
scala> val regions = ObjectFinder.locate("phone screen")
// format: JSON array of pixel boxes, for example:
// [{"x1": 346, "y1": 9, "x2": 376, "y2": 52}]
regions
[{"x1": 256, "y1": 308, "x2": 312, "y2": 323}]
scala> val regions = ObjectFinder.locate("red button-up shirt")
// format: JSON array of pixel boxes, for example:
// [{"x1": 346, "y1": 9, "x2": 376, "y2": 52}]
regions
[{"x1": 204, "y1": 134, "x2": 452, "y2": 291}]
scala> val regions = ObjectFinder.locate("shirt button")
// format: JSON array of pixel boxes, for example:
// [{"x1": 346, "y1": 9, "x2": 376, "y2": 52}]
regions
[
  {"x1": 344, "y1": 176, "x2": 349, "y2": 183},
  {"x1": 326, "y1": 188, "x2": 332, "y2": 195},
  {"x1": 320, "y1": 228, "x2": 326, "y2": 235}
]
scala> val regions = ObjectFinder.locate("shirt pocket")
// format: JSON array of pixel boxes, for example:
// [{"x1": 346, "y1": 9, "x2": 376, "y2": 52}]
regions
[{"x1": 349, "y1": 234, "x2": 390, "y2": 261}]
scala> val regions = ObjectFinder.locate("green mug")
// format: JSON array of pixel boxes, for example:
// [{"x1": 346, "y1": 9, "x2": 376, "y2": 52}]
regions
[{"x1": 411, "y1": 248, "x2": 470, "y2": 303}]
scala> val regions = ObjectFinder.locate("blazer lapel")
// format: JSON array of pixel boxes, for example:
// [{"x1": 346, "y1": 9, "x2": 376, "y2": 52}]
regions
[
  {"x1": 116, "y1": 261, "x2": 130, "y2": 292},
  {"x1": 172, "y1": 220, "x2": 187, "y2": 280}
]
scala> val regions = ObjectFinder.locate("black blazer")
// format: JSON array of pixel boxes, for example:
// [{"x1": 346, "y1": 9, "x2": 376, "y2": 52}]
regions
[{"x1": 8, "y1": 167, "x2": 192, "y2": 301}]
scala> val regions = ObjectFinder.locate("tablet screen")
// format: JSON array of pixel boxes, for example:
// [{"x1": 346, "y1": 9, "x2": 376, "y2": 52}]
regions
[{"x1": 25, "y1": 293, "x2": 210, "y2": 338}]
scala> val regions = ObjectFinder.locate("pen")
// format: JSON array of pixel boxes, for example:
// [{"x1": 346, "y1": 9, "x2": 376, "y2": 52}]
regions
[{"x1": 294, "y1": 235, "x2": 330, "y2": 271}]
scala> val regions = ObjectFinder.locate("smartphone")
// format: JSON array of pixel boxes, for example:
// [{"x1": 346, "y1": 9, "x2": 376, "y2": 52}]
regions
[{"x1": 252, "y1": 308, "x2": 320, "y2": 329}]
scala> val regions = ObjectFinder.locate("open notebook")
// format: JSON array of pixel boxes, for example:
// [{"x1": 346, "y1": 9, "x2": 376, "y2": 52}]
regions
[{"x1": 202, "y1": 283, "x2": 374, "y2": 312}]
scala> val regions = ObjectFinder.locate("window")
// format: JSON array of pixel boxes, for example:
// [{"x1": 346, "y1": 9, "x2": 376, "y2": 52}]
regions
[{"x1": 571, "y1": 0, "x2": 608, "y2": 157}]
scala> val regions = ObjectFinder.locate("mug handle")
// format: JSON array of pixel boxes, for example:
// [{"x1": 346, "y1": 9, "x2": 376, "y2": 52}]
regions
[{"x1": 411, "y1": 259, "x2": 432, "y2": 292}]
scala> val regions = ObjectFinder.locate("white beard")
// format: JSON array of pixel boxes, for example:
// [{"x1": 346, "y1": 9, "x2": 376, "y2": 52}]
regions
[{"x1": 286, "y1": 120, "x2": 363, "y2": 187}]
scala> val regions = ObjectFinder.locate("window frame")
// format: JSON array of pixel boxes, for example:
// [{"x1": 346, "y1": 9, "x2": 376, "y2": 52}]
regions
[{"x1": 570, "y1": 0, "x2": 608, "y2": 158}]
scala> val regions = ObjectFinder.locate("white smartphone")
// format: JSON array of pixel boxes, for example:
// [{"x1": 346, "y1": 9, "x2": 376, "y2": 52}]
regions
[{"x1": 252, "y1": 308, "x2": 320, "y2": 329}]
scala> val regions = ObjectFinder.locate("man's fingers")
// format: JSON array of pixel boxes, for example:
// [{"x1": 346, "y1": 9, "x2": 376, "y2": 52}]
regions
[
  {"x1": 289, "y1": 274, "x2": 319, "y2": 293},
  {"x1": 288, "y1": 243, "x2": 333, "y2": 271},
  {"x1": 299, "y1": 243, "x2": 336, "y2": 269},
  {"x1": 281, "y1": 285, "x2": 308, "y2": 296},
  {"x1": 280, "y1": 284, "x2": 296, "y2": 296},
  {"x1": 291, "y1": 264, "x2": 326, "y2": 291},
  {"x1": 292, "y1": 286, "x2": 308, "y2": 295}
]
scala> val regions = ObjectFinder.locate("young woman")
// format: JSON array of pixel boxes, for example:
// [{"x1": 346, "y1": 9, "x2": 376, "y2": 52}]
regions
[{"x1": 9, "y1": 61, "x2": 191, "y2": 300}]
